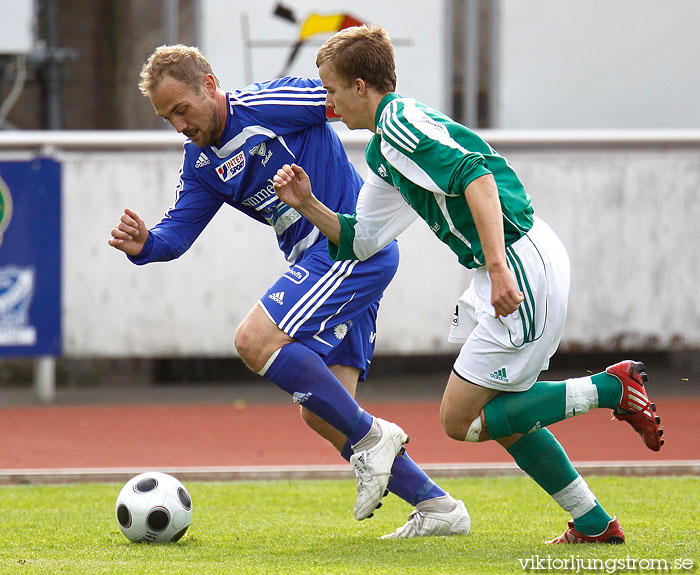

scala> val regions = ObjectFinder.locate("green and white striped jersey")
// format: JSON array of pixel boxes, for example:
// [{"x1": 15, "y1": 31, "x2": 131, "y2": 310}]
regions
[{"x1": 330, "y1": 93, "x2": 534, "y2": 269}]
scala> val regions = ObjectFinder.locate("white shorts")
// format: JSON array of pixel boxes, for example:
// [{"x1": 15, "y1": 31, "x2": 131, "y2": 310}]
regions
[{"x1": 449, "y1": 217, "x2": 571, "y2": 391}]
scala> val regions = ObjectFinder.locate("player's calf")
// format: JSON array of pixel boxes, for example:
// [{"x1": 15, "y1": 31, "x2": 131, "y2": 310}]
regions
[{"x1": 300, "y1": 406, "x2": 347, "y2": 452}]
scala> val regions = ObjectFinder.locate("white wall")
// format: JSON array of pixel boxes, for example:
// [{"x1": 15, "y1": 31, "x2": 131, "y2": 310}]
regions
[
  {"x1": 3, "y1": 131, "x2": 698, "y2": 358},
  {"x1": 506, "y1": 145, "x2": 700, "y2": 349},
  {"x1": 57, "y1": 136, "x2": 464, "y2": 358},
  {"x1": 62, "y1": 150, "x2": 287, "y2": 356},
  {"x1": 497, "y1": 0, "x2": 700, "y2": 129}
]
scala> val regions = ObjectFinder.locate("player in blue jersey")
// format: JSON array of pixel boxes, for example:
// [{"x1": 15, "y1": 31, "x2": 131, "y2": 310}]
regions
[{"x1": 108, "y1": 45, "x2": 470, "y2": 537}]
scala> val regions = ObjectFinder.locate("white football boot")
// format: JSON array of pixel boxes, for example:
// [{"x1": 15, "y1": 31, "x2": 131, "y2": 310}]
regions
[
  {"x1": 350, "y1": 418, "x2": 409, "y2": 520},
  {"x1": 381, "y1": 496, "x2": 471, "y2": 539}
]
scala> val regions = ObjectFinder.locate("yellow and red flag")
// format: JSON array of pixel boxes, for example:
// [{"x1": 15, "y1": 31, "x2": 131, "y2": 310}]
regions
[
  {"x1": 298, "y1": 13, "x2": 364, "y2": 42},
  {"x1": 277, "y1": 9, "x2": 365, "y2": 77}
]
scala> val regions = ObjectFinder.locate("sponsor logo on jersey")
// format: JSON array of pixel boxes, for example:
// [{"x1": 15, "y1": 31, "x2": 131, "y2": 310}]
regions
[
  {"x1": 378, "y1": 164, "x2": 388, "y2": 178},
  {"x1": 268, "y1": 291, "x2": 285, "y2": 305},
  {"x1": 369, "y1": 331, "x2": 376, "y2": 344},
  {"x1": 490, "y1": 367, "x2": 509, "y2": 383},
  {"x1": 249, "y1": 142, "x2": 273, "y2": 166},
  {"x1": 241, "y1": 181, "x2": 301, "y2": 234},
  {"x1": 242, "y1": 180, "x2": 275, "y2": 209},
  {"x1": 284, "y1": 266, "x2": 309, "y2": 284},
  {"x1": 431, "y1": 222, "x2": 441, "y2": 233},
  {"x1": 451, "y1": 305, "x2": 459, "y2": 327},
  {"x1": 269, "y1": 205, "x2": 301, "y2": 234},
  {"x1": 216, "y1": 151, "x2": 245, "y2": 182},
  {"x1": 194, "y1": 152, "x2": 210, "y2": 168}
]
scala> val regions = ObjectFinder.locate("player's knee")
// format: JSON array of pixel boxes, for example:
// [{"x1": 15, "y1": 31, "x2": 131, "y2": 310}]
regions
[
  {"x1": 441, "y1": 408, "x2": 467, "y2": 441},
  {"x1": 233, "y1": 323, "x2": 253, "y2": 361},
  {"x1": 464, "y1": 415, "x2": 484, "y2": 442},
  {"x1": 235, "y1": 310, "x2": 293, "y2": 373},
  {"x1": 233, "y1": 320, "x2": 266, "y2": 370},
  {"x1": 441, "y1": 408, "x2": 484, "y2": 442}
]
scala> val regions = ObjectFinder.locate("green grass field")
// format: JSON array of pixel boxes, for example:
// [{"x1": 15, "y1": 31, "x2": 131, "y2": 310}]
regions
[{"x1": 0, "y1": 476, "x2": 697, "y2": 575}]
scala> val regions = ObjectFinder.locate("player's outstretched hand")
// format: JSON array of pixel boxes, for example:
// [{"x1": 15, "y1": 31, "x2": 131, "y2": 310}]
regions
[
  {"x1": 273, "y1": 163, "x2": 312, "y2": 209},
  {"x1": 108, "y1": 207, "x2": 149, "y2": 256}
]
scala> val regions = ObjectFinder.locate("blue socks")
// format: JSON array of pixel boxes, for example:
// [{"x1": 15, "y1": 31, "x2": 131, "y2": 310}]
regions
[
  {"x1": 263, "y1": 341, "x2": 446, "y2": 507},
  {"x1": 261, "y1": 342, "x2": 373, "y2": 444}
]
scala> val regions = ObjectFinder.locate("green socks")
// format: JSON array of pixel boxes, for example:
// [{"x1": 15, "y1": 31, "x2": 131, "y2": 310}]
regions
[
  {"x1": 484, "y1": 372, "x2": 623, "y2": 439},
  {"x1": 479, "y1": 371, "x2": 621, "y2": 534},
  {"x1": 506, "y1": 428, "x2": 578, "y2": 494},
  {"x1": 506, "y1": 429, "x2": 613, "y2": 535},
  {"x1": 574, "y1": 503, "x2": 615, "y2": 536},
  {"x1": 592, "y1": 371, "x2": 623, "y2": 410}
]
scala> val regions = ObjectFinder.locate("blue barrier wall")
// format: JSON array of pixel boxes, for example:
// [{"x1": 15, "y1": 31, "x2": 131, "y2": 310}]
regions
[{"x1": 0, "y1": 158, "x2": 61, "y2": 357}]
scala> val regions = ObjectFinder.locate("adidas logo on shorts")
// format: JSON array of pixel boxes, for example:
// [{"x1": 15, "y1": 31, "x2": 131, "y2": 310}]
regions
[
  {"x1": 268, "y1": 291, "x2": 285, "y2": 305},
  {"x1": 490, "y1": 367, "x2": 509, "y2": 383}
]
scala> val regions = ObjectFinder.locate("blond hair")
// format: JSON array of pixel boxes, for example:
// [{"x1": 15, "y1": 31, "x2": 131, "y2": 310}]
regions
[
  {"x1": 316, "y1": 25, "x2": 396, "y2": 93},
  {"x1": 139, "y1": 44, "x2": 219, "y2": 97}
]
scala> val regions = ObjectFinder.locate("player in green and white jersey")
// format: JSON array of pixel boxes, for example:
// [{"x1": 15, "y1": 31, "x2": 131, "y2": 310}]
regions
[
  {"x1": 338, "y1": 95, "x2": 534, "y2": 271},
  {"x1": 273, "y1": 25, "x2": 664, "y2": 542}
]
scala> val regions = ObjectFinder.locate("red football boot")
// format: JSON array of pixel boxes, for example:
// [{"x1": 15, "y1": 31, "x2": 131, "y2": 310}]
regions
[
  {"x1": 547, "y1": 517, "x2": 625, "y2": 544},
  {"x1": 607, "y1": 360, "x2": 664, "y2": 451}
]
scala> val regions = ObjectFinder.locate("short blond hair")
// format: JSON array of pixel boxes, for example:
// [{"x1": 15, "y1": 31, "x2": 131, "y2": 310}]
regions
[
  {"x1": 316, "y1": 25, "x2": 396, "y2": 93},
  {"x1": 139, "y1": 44, "x2": 220, "y2": 97}
]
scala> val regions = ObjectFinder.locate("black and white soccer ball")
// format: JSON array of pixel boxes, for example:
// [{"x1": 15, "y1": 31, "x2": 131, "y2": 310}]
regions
[{"x1": 115, "y1": 472, "x2": 193, "y2": 543}]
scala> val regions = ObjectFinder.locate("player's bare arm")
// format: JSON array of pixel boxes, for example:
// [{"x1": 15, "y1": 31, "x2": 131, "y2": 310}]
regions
[
  {"x1": 108, "y1": 207, "x2": 149, "y2": 256},
  {"x1": 464, "y1": 174, "x2": 523, "y2": 318},
  {"x1": 273, "y1": 163, "x2": 343, "y2": 245}
]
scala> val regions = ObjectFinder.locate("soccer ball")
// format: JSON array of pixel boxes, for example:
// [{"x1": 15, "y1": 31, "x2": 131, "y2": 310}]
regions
[{"x1": 115, "y1": 472, "x2": 193, "y2": 543}]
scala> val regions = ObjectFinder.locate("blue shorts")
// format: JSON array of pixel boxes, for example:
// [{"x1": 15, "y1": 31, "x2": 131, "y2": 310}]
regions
[{"x1": 258, "y1": 239, "x2": 399, "y2": 380}]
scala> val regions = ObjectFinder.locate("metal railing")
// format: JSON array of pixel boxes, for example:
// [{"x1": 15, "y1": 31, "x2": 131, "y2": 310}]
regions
[{"x1": 1, "y1": 129, "x2": 700, "y2": 152}]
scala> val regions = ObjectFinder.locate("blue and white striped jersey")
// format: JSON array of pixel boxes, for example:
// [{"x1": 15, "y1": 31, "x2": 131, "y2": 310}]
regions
[{"x1": 129, "y1": 76, "x2": 363, "y2": 265}]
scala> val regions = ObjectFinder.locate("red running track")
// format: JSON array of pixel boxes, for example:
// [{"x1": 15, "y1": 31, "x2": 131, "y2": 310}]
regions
[{"x1": 0, "y1": 398, "x2": 696, "y2": 470}]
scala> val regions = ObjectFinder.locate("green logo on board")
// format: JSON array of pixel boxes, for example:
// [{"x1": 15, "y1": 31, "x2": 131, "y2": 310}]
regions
[{"x1": 0, "y1": 175, "x2": 12, "y2": 246}]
